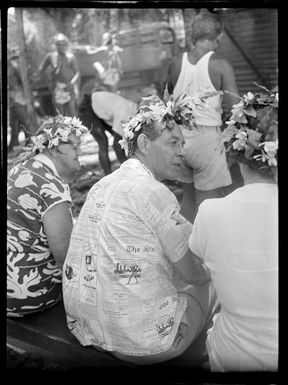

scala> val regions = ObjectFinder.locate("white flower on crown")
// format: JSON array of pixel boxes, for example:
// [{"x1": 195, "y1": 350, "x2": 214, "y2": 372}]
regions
[
  {"x1": 257, "y1": 140, "x2": 278, "y2": 166},
  {"x1": 223, "y1": 87, "x2": 278, "y2": 169},
  {"x1": 55, "y1": 127, "x2": 70, "y2": 141},
  {"x1": 243, "y1": 92, "x2": 254, "y2": 102},
  {"x1": 232, "y1": 131, "x2": 248, "y2": 151},
  {"x1": 14, "y1": 114, "x2": 89, "y2": 165}
]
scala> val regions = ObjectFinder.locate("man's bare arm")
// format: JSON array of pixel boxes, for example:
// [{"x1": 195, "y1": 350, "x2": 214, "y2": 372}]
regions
[
  {"x1": 159, "y1": 56, "x2": 182, "y2": 97},
  {"x1": 172, "y1": 248, "x2": 211, "y2": 286}
]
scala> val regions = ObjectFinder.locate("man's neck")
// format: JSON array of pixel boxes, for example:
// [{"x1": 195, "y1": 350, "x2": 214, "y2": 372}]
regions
[
  {"x1": 132, "y1": 154, "x2": 157, "y2": 180},
  {"x1": 188, "y1": 40, "x2": 216, "y2": 63}
]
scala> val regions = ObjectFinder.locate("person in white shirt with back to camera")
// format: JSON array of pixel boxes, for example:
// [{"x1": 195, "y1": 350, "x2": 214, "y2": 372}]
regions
[{"x1": 189, "y1": 86, "x2": 278, "y2": 371}]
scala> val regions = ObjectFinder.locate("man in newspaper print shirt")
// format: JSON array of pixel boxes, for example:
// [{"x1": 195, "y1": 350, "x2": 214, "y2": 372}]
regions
[{"x1": 63, "y1": 94, "x2": 217, "y2": 365}]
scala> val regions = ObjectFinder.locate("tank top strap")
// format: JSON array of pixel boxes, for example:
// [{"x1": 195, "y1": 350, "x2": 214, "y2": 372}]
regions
[{"x1": 196, "y1": 51, "x2": 214, "y2": 69}]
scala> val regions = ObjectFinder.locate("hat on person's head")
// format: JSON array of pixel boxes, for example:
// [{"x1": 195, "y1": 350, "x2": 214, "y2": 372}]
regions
[
  {"x1": 222, "y1": 82, "x2": 278, "y2": 175},
  {"x1": 53, "y1": 33, "x2": 69, "y2": 46},
  {"x1": 102, "y1": 32, "x2": 113, "y2": 46},
  {"x1": 15, "y1": 115, "x2": 89, "y2": 164},
  {"x1": 119, "y1": 87, "x2": 223, "y2": 156}
]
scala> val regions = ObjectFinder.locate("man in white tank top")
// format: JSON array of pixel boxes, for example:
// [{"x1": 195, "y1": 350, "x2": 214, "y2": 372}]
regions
[{"x1": 163, "y1": 11, "x2": 240, "y2": 223}]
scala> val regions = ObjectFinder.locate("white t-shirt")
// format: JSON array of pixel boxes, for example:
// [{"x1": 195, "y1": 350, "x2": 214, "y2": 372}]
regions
[
  {"x1": 63, "y1": 158, "x2": 192, "y2": 356},
  {"x1": 91, "y1": 91, "x2": 136, "y2": 136},
  {"x1": 189, "y1": 183, "x2": 278, "y2": 371}
]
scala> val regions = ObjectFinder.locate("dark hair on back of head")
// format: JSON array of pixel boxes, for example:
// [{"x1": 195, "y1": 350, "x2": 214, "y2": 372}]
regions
[{"x1": 191, "y1": 12, "x2": 223, "y2": 45}]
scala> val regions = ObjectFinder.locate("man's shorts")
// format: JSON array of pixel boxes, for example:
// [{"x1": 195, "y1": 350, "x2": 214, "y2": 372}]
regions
[{"x1": 177, "y1": 125, "x2": 232, "y2": 191}]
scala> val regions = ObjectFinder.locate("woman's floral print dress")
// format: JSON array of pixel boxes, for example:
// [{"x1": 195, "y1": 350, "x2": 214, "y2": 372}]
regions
[{"x1": 7, "y1": 155, "x2": 72, "y2": 316}]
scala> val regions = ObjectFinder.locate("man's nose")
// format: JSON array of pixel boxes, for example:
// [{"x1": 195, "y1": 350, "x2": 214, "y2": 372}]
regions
[{"x1": 177, "y1": 145, "x2": 185, "y2": 157}]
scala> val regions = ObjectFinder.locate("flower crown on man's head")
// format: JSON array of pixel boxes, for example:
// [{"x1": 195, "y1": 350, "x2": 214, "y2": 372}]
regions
[
  {"x1": 119, "y1": 88, "x2": 223, "y2": 156},
  {"x1": 15, "y1": 115, "x2": 88, "y2": 164},
  {"x1": 222, "y1": 83, "x2": 278, "y2": 171}
]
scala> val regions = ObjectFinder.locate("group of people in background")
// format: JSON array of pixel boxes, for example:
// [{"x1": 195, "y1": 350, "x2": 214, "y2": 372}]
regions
[{"x1": 7, "y1": 11, "x2": 278, "y2": 372}]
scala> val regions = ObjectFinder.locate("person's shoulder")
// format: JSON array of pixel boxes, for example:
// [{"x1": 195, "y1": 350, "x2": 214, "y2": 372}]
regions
[
  {"x1": 134, "y1": 177, "x2": 177, "y2": 205},
  {"x1": 198, "y1": 194, "x2": 229, "y2": 217},
  {"x1": 169, "y1": 53, "x2": 184, "y2": 69},
  {"x1": 41, "y1": 51, "x2": 53, "y2": 62},
  {"x1": 210, "y1": 53, "x2": 233, "y2": 71}
]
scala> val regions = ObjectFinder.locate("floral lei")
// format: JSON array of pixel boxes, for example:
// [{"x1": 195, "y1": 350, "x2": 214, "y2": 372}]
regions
[
  {"x1": 15, "y1": 115, "x2": 88, "y2": 164},
  {"x1": 119, "y1": 88, "x2": 223, "y2": 156},
  {"x1": 222, "y1": 83, "x2": 278, "y2": 169}
]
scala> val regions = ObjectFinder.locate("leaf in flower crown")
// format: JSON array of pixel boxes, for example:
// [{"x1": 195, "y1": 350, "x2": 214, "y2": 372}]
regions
[
  {"x1": 246, "y1": 129, "x2": 262, "y2": 147},
  {"x1": 243, "y1": 105, "x2": 257, "y2": 118},
  {"x1": 221, "y1": 125, "x2": 239, "y2": 143},
  {"x1": 253, "y1": 82, "x2": 272, "y2": 94},
  {"x1": 163, "y1": 84, "x2": 171, "y2": 104}
]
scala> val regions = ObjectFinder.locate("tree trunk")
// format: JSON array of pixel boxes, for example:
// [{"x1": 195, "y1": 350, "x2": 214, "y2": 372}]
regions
[
  {"x1": 182, "y1": 9, "x2": 197, "y2": 50},
  {"x1": 15, "y1": 8, "x2": 38, "y2": 133}
]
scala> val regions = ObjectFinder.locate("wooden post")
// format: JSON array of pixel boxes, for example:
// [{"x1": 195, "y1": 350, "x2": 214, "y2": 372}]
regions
[{"x1": 182, "y1": 9, "x2": 197, "y2": 50}]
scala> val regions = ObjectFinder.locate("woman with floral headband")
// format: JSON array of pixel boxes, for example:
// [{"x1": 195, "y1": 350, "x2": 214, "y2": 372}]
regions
[
  {"x1": 188, "y1": 85, "x2": 278, "y2": 371},
  {"x1": 7, "y1": 115, "x2": 88, "y2": 317}
]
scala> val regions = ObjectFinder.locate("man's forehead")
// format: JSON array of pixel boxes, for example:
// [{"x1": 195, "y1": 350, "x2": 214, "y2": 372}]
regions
[{"x1": 160, "y1": 124, "x2": 183, "y2": 140}]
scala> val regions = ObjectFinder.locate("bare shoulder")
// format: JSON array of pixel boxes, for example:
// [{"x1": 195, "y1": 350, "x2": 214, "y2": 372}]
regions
[
  {"x1": 168, "y1": 54, "x2": 183, "y2": 73},
  {"x1": 210, "y1": 53, "x2": 234, "y2": 74},
  {"x1": 165, "y1": 53, "x2": 184, "y2": 93}
]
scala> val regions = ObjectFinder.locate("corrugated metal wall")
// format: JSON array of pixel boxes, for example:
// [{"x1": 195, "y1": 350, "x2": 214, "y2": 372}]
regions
[{"x1": 217, "y1": 8, "x2": 278, "y2": 94}]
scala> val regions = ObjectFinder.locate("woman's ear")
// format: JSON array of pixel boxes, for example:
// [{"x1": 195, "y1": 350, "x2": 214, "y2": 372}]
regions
[
  {"x1": 46, "y1": 147, "x2": 59, "y2": 160},
  {"x1": 137, "y1": 133, "x2": 149, "y2": 154}
]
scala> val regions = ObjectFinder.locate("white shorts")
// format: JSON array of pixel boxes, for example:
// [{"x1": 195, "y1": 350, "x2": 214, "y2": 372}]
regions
[{"x1": 177, "y1": 125, "x2": 232, "y2": 191}]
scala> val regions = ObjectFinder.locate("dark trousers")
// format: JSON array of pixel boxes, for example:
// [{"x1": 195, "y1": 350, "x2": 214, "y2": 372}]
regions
[
  {"x1": 78, "y1": 94, "x2": 127, "y2": 175},
  {"x1": 9, "y1": 103, "x2": 29, "y2": 151}
]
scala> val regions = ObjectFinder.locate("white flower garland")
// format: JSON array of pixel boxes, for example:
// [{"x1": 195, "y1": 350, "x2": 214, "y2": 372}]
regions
[
  {"x1": 15, "y1": 115, "x2": 88, "y2": 164},
  {"x1": 223, "y1": 85, "x2": 278, "y2": 168},
  {"x1": 119, "y1": 89, "x2": 222, "y2": 156}
]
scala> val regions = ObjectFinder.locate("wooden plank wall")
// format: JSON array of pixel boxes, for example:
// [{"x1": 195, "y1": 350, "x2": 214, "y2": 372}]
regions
[{"x1": 217, "y1": 8, "x2": 278, "y2": 94}]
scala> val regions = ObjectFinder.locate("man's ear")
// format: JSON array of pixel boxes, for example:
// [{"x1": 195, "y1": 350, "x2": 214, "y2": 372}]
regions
[{"x1": 137, "y1": 133, "x2": 149, "y2": 154}]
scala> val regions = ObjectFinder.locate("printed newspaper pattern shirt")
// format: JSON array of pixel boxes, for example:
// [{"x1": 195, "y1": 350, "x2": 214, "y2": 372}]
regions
[
  {"x1": 63, "y1": 158, "x2": 192, "y2": 356},
  {"x1": 7, "y1": 156, "x2": 72, "y2": 316}
]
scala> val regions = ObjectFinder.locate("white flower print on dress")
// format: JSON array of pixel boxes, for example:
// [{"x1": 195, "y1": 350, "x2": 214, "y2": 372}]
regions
[
  {"x1": 18, "y1": 230, "x2": 30, "y2": 241},
  {"x1": 18, "y1": 194, "x2": 41, "y2": 211},
  {"x1": 26, "y1": 251, "x2": 51, "y2": 262},
  {"x1": 15, "y1": 170, "x2": 37, "y2": 188},
  {"x1": 7, "y1": 251, "x2": 48, "y2": 299},
  {"x1": 32, "y1": 160, "x2": 44, "y2": 169},
  {"x1": 40, "y1": 182, "x2": 71, "y2": 201}
]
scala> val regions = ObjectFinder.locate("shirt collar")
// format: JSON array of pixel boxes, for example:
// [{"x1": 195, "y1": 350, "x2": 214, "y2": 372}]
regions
[
  {"x1": 34, "y1": 153, "x2": 60, "y2": 178},
  {"x1": 121, "y1": 158, "x2": 155, "y2": 179}
]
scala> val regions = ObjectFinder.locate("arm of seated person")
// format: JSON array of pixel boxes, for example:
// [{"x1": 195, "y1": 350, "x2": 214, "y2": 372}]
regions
[
  {"x1": 42, "y1": 201, "x2": 73, "y2": 269},
  {"x1": 172, "y1": 248, "x2": 211, "y2": 286}
]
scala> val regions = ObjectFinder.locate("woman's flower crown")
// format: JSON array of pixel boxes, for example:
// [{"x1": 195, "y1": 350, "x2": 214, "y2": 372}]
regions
[
  {"x1": 222, "y1": 83, "x2": 278, "y2": 170},
  {"x1": 119, "y1": 88, "x2": 222, "y2": 156},
  {"x1": 15, "y1": 115, "x2": 88, "y2": 164}
]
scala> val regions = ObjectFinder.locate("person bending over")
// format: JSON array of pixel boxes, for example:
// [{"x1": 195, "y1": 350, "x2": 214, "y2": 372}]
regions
[{"x1": 77, "y1": 90, "x2": 134, "y2": 175}]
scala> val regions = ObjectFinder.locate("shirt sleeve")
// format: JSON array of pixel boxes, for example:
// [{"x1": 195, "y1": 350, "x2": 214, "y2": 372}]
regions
[
  {"x1": 29, "y1": 162, "x2": 72, "y2": 218},
  {"x1": 188, "y1": 203, "x2": 207, "y2": 261},
  {"x1": 139, "y1": 185, "x2": 193, "y2": 263}
]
